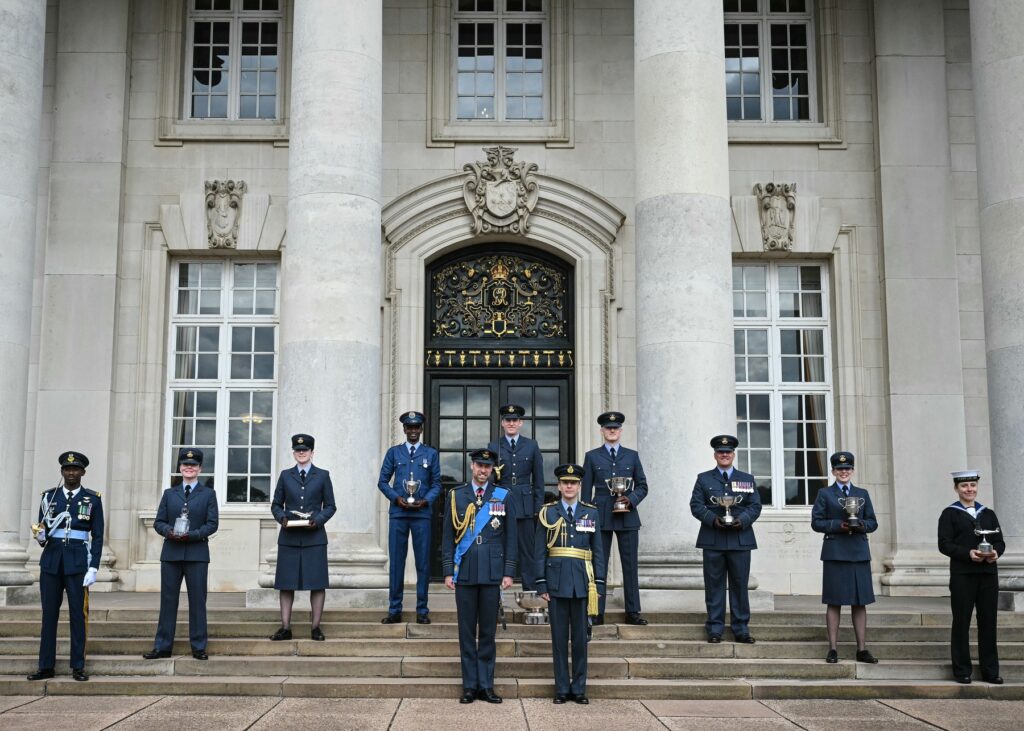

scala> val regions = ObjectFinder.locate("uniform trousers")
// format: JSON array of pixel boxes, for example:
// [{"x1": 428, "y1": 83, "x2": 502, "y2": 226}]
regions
[
  {"x1": 598, "y1": 529, "x2": 640, "y2": 615},
  {"x1": 702, "y1": 549, "x2": 752, "y2": 636},
  {"x1": 950, "y1": 573, "x2": 999, "y2": 679},
  {"x1": 39, "y1": 552, "x2": 88, "y2": 670},
  {"x1": 154, "y1": 561, "x2": 209, "y2": 651},
  {"x1": 454, "y1": 583, "x2": 500, "y2": 691},
  {"x1": 387, "y1": 518, "x2": 431, "y2": 615},
  {"x1": 549, "y1": 596, "x2": 588, "y2": 695},
  {"x1": 517, "y1": 516, "x2": 537, "y2": 590}
]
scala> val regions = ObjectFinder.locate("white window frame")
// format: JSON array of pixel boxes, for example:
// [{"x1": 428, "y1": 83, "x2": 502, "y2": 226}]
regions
[
  {"x1": 733, "y1": 261, "x2": 834, "y2": 510},
  {"x1": 163, "y1": 259, "x2": 280, "y2": 509},
  {"x1": 427, "y1": 0, "x2": 573, "y2": 147},
  {"x1": 157, "y1": 0, "x2": 292, "y2": 144}
]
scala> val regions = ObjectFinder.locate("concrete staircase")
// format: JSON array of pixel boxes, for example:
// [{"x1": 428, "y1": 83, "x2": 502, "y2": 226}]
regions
[{"x1": 1, "y1": 604, "x2": 1022, "y2": 699}]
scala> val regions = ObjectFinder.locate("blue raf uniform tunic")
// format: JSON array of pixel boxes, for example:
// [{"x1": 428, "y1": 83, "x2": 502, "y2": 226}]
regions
[
  {"x1": 488, "y1": 434, "x2": 544, "y2": 590},
  {"x1": 534, "y1": 501, "x2": 606, "y2": 698},
  {"x1": 811, "y1": 482, "x2": 877, "y2": 606},
  {"x1": 37, "y1": 487, "x2": 104, "y2": 672},
  {"x1": 442, "y1": 482, "x2": 518, "y2": 693},
  {"x1": 377, "y1": 442, "x2": 441, "y2": 616},
  {"x1": 689, "y1": 467, "x2": 762, "y2": 638},
  {"x1": 582, "y1": 445, "x2": 648, "y2": 615},
  {"x1": 271, "y1": 465, "x2": 337, "y2": 591},
  {"x1": 152, "y1": 483, "x2": 219, "y2": 652}
]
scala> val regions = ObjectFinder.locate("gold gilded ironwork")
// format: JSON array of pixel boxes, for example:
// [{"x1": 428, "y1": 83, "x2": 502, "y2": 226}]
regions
[{"x1": 425, "y1": 349, "x2": 574, "y2": 369}]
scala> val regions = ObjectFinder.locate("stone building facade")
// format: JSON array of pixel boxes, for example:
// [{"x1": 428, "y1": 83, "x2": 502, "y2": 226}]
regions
[{"x1": 1, "y1": 0, "x2": 1021, "y2": 605}]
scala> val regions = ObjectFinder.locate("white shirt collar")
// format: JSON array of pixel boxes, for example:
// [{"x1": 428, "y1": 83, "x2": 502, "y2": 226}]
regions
[{"x1": 65, "y1": 486, "x2": 81, "y2": 498}]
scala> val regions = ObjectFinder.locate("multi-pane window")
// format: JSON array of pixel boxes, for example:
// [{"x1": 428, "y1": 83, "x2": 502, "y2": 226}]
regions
[
  {"x1": 724, "y1": 0, "x2": 815, "y2": 122},
  {"x1": 454, "y1": 0, "x2": 547, "y2": 121},
  {"x1": 187, "y1": 0, "x2": 282, "y2": 120},
  {"x1": 733, "y1": 262, "x2": 832, "y2": 508},
  {"x1": 167, "y1": 261, "x2": 279, "y2": 504}
]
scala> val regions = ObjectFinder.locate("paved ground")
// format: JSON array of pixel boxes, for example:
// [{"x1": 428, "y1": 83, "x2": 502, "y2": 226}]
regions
[{"x1": 0, "y1": 696, "x2": 1018, "y2": 730}]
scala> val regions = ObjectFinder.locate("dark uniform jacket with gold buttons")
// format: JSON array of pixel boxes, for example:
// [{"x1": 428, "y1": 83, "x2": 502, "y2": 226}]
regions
[
  {"x1": 441, "y1": 482, "x2": 518, "y2": 584},
  {"x1": 811, "y1": 483, "x2": 877, "y2": 562},
  {"x1": 38, "y1": 487, "x2": 104, "y2": 575},
  {"x1": 582, "y1": 445, "x2": 649, "y2": 531},
  {"x1": 154, "y1": 483, "x2": 219, "y2": 562},
  {"x1": 690, "y1": 468, "x2": 762, "y2": 550},
  {"x1": 534, "y1": 501, "x2": 607, "y2": 599},
  {"x1": 271, "y1": 465, "x2": 337, "y2": 547}
]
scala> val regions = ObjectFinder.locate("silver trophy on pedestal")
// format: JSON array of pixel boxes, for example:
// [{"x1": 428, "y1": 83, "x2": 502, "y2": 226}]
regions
[
  {"x1": 710, "y1": 494, "x2": 744, "y2": 526},
  {"x1": 404, "y1": 473, "x2": 421, "y2": 505},
  {"x1": 173, "y1": 502, "x2": 190, "y2": 536},
  {"x1": 605, "y1": 476, "x2": 634, "y2": 514},
  {"x1": 514, "y1": 590, "x2": 549, "y2": 625},
  {"x1": 975, "y1": 527, "x2": 1000, "y2": 556},
  {"x1": 839, "y1": 495, "x2": 866, "y2": 529}
]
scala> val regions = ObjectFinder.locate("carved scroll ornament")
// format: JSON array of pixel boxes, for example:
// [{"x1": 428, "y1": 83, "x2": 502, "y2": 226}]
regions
[
  {"x1": 205, "y1": 179, "x2": 247, "y2": 249},
  {"x1": 754, "y1": 182, "x2": 796, "y2": 251}
]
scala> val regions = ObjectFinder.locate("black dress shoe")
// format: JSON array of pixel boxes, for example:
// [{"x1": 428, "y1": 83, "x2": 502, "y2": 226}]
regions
[
  {"x1": 416, "y1": 615, "x2": 431, "y2": 624},
  {"x1": 143, "y1": 649, "x2": 171, "y2": 659},
  {"x1": 381, "y1": 613, "x2": 403, "y2": 624},
  {"x1": 573, "y1": 694, "x2": 589, "y2": 704},
  {"x1": 708, "y1": 634, "x2": 722, "y2": 644},
  {"x1": 856, "y1": 649, "x2": 878, "y2": 664},
  {"x1": 477, "y1": 688, "x2": 502, "y2": 703},
  {"x1": 625, "y1": 612, "x2": 648, "y2": 625},
  {"x1": 191, "y1": 649, "x2": 208, "y2": 660},
  {"x1": 26, "y1": 668, "x2": 54, "y2": 681},
  {"x1": 955, "y1": 675, "x2": 972, "y2": 684},
  {"x1": 553, "y1": 694, "x2": 568, "y2": 704},
  {"x1": 72, "y1": 668, "x2": 89, "y2": 682},
  {"x1": 984, "y1": 676, "x2": 1004, "y2": 685},
  {"x1": 826, "y1": 648, "x2": 838, "y2": 664},
  {"x1": 460, "y1": 689, "x2": 476, "y2": 704},
  {"x1": 590, "y1": 615, "x2": 604, "y2": 626},
  {"x1": 269, "y1": 627, "x2": 292, "y2": 641},
  {"x1": 311, "y1": 626, "x2": 325, "y2": 641},
  {"x1": 735, "y1": 634, "x2": 756, "y2": 644}
]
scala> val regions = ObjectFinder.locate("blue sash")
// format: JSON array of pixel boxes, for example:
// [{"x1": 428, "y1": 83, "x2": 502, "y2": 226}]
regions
[{"x1": 453, "y1": 486, "x2": 508, "y2": 583}]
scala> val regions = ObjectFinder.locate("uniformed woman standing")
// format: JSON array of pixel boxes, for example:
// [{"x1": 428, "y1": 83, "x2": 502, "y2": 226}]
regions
[
  {"x1": 269, "y1": 434, "x2": 336, "y2": 641},
  {"x1": 811, "y1": 451, "x2": 878, "y2": 664},
  {"x1": 938, "y1": 470, "x2": 1003, "y2": 684}
]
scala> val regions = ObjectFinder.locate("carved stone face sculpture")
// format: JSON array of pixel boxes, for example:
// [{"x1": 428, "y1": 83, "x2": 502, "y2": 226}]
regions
[{"x1": 205, "y1": 179, "x2": 247, "y2": 248}]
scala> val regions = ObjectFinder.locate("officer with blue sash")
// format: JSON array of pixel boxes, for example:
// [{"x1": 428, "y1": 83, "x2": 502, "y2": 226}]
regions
[
  {"x1": 144, "y1": 447, "x2": 219, "y2": 661},
  {"x1": 581, "y1": 411, "x2": 649, "y2": 625},
  {"x1": 536, "y1": 463, "x2": 606, "y2": 705},
  {"x1": 28, "y1": 451, "x2": 103, "y2": 682},
  {"x1": 442, "y1": 448, "x2": 518, "y2": 704},
  {"x1": 378, "y1": 411, "x2": 441, "y2": 624},
  {"x1": 488, "y1": 403, "x2": 544, "y2": 590},
  {"x1": 689, "y1": 435, "x2": 762, "y2": 644}
]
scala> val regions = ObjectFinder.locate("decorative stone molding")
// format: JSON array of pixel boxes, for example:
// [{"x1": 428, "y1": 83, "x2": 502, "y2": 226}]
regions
[
  {"x1": 159, "y1": 189, "x2": 281, "y2": 252},
  {"x1": 731, "y1": 188, "x2": 837, "y2": 255},
  {"x1": 463, "y1": 146, "x2": 540, "y2": 235},
  {"x1": 205, "y1": 180, "x2": 247, "y2": 249},
  {"x1": 754, "y1": 182, "x2": 796, "y2": 251}
]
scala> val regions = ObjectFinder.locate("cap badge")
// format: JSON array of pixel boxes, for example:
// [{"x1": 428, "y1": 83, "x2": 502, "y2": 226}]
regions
[
  {"x1": 567, "y1": 466, "x2": 575, "y2": 474},
  {"x1": 507, "y1": 406, "x2": 514, "y2": 413},
  {"x1": 186, "y1": 451, "x2": 194, "y2": 458},
  {"x1": 839, "y1": 455, "x2": 847, "y2": 463},
  {"x1": 720, "y1": 437, "x2": 728, "y2": 445},
  {"x1": 66, "y1": 454, "x2": 75, "y2": 463},
  {"x1": 408, "y1": 411, "x2": 416, "y2": 419},
  {"x1": 297, "y1": 437, "x2": 304, "y2": 444},
  {"x1": 609, "y1": 414, "x2": 617, "y2": 422}
]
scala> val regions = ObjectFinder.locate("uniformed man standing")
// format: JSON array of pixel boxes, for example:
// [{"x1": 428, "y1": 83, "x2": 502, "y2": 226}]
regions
[
  {"x1": 536, "y1": 463, "x2": 606, "y2": 704},
  {"x1": 581, "y1": 411, "x2": 649, "y2": 625},
  {"x1": 144, "y1": 447, "x2": 219, "y2": 660},
  {"x1": 689, "y1": 435, "x2": 762, "y2": 644},
  {"x1": 489, "y1": 403, "x2": 544, "y2": 591},
  {"x1": 377, "y1": 411, "x2": 441, "y2": 624},
  {"x1": 442, "y1": 448, "x2": 517, "y2": 704},
  {"x1": 28, "y1": 451, "x2": 104, "y2": 682}
]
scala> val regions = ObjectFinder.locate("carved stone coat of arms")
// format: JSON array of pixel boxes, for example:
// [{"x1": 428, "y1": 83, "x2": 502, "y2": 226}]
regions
[{"x1": 463, "y1": 146, "x2": 540, "y2": 235}]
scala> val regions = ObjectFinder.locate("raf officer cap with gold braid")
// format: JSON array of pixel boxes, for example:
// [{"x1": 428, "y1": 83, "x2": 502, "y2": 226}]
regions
[
  {"x1": 470, "y1": 447, "x2": 496, "y2": 465},
  {"x1": 58, "y1": 451, "x2": 89, "y2": 469},
  {"x1": 711, "y1": 434, "x2": 739, "y2": 452},
  {"x1": 554, "y1": 463, "x2": 584, "y2": 482}
]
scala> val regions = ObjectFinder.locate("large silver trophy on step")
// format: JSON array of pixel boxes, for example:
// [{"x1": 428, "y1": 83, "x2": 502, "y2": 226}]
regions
[
  {"x1": 975, "y1": 527, "x2": 1000, "y2": 557},
  {"x1": 404, "y1": 473, "x2": 421, "y2": 505},
  {"x1": 606, "y1": 476, "x2": 634, "y2": 514},
  {"x1": 839, "y1": 495, "x2": 866, "y2": 529},
  {"x1": 514, "y1": 590, "x2": 549, "y2": 625},
  {"x1": 710, "y1": 494, "x2": 743, "y2": 526}
]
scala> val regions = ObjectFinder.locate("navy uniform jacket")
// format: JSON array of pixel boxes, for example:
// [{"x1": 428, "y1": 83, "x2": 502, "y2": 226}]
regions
[
  {"x1": 938, "y1": 502, "x2": 1005, "y2": 576},
  {"x1": 811, "y1": 483, "x2": 877, "y2": 562},
  {"x1": 582, "y1": 445, "x2": 649, "y2": 531},
  {"x1": 441, "y1": 483, "x2": 518, "y2": 584},
  {"x1": 153, "y1": 483, "x2": 219, "y2": 562},
  {"x1": 271, "y1": 465, "x2": 337, "y2": 546},
  {"x1": 690, "y1": 468, "x2": 762, "y2": 550},
  {"x1": 534, "y1": 502, "x2": 607, "y2": 598},
  {"x1": 488, "y1": 436, "x2": 544, "y2": 517},
  {"x1": 38, "y1": 488, "x2": 104, "y2": 575},
  {"x1": 377, "y1": 443, "x2": 442, "y2": 520}
]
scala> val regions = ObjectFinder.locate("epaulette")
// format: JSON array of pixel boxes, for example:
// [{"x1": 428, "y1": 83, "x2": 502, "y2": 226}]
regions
[
  {"x1": 580, "y1": 501, "x2": 596, "y2": 509},
  {"x1": 83, "y1": 488, "x2": 102, "y2": 498},
  {"x1": 542, "y1": 500, "x2": 559, "y2": 507},
  {"x1": 41, "y1": 487, "x2": 57, "y2": 496}
]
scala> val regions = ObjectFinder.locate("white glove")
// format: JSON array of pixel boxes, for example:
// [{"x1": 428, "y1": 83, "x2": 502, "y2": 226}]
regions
[
  {"x1": 36, "y1": 528, "x2": 46, "y2": 546},
  {"x1": 83, "y1": 567, "x2": 97, "y2": 588}
]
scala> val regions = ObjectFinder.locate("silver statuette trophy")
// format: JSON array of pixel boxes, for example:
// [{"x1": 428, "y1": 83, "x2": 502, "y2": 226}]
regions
[
  {"x1": 404, "y1": 473, "x2": 421, "y2": 505},
  {"x1": 285, "y1": 510, "x2": 313, "y2": 528},
  {"x1": 975, "y1": 527, "x2": 1000, "y2": 557},
  {"x1": 839, "y1": 495, "x2": 866, "y2": 529},
  {"x1": 605, "y1": 476, "x2": 634, "y2": 514},
  {"x1": 710, "y1": 494, "x2": 744, "y2": 526}
]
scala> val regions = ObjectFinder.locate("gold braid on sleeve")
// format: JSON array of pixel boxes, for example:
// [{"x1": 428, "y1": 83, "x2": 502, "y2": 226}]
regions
[
  {"x1": 451, "y1": 489, "x2": 476, "y2": 544},
  {"x1": 537, "y1": 506, "x2": 565, "y2": 549}
]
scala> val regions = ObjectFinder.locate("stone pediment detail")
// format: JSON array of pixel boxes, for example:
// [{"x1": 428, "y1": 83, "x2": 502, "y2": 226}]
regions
[
  {"x1": 158, "y1": 187, "x2": 282, "y2": 252},
  {"x1": 205, "y1": 179, "x2": 246, "y2": 248},
  {"x1": 754, "y1": 182, "x2": 796, "y2": 251},
  {"x1": 463, "y1": 145, "x2": 540, "y2": 235}
]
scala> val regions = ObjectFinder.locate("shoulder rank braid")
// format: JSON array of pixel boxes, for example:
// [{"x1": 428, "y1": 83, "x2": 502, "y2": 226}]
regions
[
  {"x1": 450, "y1": 489, "x2": 476, "y2": 543},
  {"x1": 538, "y1": 505, "x2": 566, "y2": 548}
]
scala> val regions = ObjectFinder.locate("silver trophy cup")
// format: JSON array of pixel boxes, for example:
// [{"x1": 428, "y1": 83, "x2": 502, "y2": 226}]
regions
[
  {"x1": 605, "y1": 476, "x2": 635, "y2": 514},
  {"x1": 975, "y1": 527, "x2": 1000, "y2": 556},
  {"x1": 710, "y1": 494, "x2": 743, "y2": 525},
  {"x1": 514, "y1": 590, "x2": 549, "y2": 625},
  {"x1": 173, "y1": 503, "x2": 190, "y2": 536},
  {"x1": 839, "y1": 495, "x2": 866, "y2": 528},
  {"x1": 404, "y1": 474, "x2": 421, "y2": 505}
]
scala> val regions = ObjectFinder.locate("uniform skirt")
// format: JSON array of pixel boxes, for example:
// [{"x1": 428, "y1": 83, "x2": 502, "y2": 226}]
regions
[
  {"x1": 821, "y1": 560, "x2": 875, "y2": 606},
  {"x1": 274, "y1": 543, "x2": 329, "y2": 591}
]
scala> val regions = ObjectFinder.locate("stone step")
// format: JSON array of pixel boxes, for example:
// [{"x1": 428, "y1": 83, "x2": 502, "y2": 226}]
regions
[{"x1": 1, "y1": 674, "x2": 1021, "y2": 700}]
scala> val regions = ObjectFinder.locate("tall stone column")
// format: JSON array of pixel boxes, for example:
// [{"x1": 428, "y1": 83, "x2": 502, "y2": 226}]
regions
[
  {"x1": 873, "y1": 1, "x2": 968, "y2": 596},
  {"x1": 970, "y1": 1, "x2": 1024, "y2": 595},
  {"x1": 0, "y1": 0, "x2": 46, "y2": 592},
  {"x1": 280, "y1": 0, "x2": 387, "y2": 590},
  {"x1": 634, "y1": 0, "x2": 738, "y2": 603}
]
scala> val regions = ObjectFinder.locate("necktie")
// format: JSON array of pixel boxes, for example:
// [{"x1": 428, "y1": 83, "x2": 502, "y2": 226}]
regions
[
  {"x1": 66, "y1": 490, "x2": 73, "y2": 502},
  {"x1": 842, "y1": 485, "x2": 849, "y2": 497},
  {"x1": 300, "y1": 470, "x2": 307, "y2": 484},
  {"x1": 409, "y1": 445, "x2": 416, "y2": 458},
  {"x1": 184, "y1": 485, "x2": 192, "y2": 498},
  {"x1": 721, "y1": 471, "x2": 728, "y2": 481},
  {"x1": 609, "y1": 447, "x2": 617, "y2": 460},
  {"x1": 508, "y1": 438, "x2": 516, "y2": 450},
  {"x1": 567, "y1": 505, "x2": 574, "y2": 522}
]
